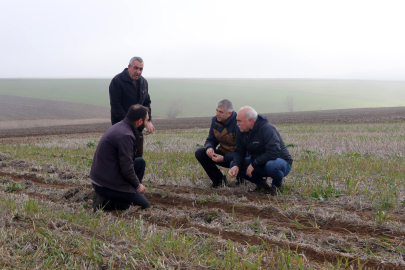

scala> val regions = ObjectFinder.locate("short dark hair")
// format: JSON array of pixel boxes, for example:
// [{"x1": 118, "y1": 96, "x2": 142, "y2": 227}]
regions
[{"x1": 127, "y1": 105, "x2": 148, "y2": 122}]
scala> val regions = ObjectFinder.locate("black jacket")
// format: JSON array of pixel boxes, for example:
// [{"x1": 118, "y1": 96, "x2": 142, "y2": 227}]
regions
[
  {"x1": 90, "y1": 117, "x2": 142, "y2": 193},
  {"x1": 233, "y1": 115, "x2": 293, "y2": 168},
  {"x1": 109, "y1": 68, "x2": 151, "y2": 125},
  {"x1": 205, "y1": 111, "x2": 238, "y2": 163}
]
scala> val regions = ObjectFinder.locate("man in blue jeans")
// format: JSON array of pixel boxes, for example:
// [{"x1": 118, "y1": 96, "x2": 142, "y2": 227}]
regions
[
  {"x1": 229, "y1": 106, "x2": 293, "y2": 195},
  {"x1": 90, "y1": 105, "x2": 150, "y2": 211}
]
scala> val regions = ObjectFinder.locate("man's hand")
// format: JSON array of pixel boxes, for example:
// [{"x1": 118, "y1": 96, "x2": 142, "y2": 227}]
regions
[
  {"x1": 228, "y1": 166, "x2": 239, "y2": 178},
  {"x1": 212, "y1": 153, "x2": 224, "y2": 162},
  {"x1": 137, "y1": 183, "x2": 146, "y2": 194},
  {"x1": 206, "y1": 148, "x2": 214, "y2": 158},
  {"x1": 246, "y1": 164, "x2": 254, "y2": 178},
  {"x1": 145, "y1": 121, "x2": 155, "y2": 134}
]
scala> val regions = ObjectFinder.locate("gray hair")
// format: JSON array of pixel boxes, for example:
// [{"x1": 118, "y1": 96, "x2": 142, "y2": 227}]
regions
[
  {"x1": 216, "y1": 99, "x2": 233, "y2": 113},
  {"x1": 129, "y1": 57, "x2": 144, "y2": 66},
  {"x1": 242, "y1": 106, "x2": 258, "y2": 121}
]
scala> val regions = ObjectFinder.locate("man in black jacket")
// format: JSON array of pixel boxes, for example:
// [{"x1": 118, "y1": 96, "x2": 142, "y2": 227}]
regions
[
  {"x1": 90, "y1": 105, "x2": 150, "y2": 211},
  {"x1": 229, "y1": 106, "x2": 293, "y2": 195},
  {"x1": 109, "y1": 56, "x2": 155, "y2": 157},
  {"x1": 195, "y1": 99, "x2": 241, "y2": 188}
]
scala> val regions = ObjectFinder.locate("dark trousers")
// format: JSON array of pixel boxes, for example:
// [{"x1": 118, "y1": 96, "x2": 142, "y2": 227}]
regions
[
  {"x1": 135, "y1": 137, "x2": 144, "y2": 158},
  {"x1": 195, "y1": 147, "x2": 230, "y2": 184},
  {"x1": 93, "y1": 157, "x2": 150, "y2": 209}
]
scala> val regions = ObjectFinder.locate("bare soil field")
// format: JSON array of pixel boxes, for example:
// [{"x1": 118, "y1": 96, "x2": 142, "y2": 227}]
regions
[
  {"x1": 0, "y1": 157, "x2": 404, "y2": 269},
  {"x1": 1, "y1": 106, "x2": 405, "y2": 140},
  {"x1": 1, "y1": 106, "x2": 405, "y2": 268}
]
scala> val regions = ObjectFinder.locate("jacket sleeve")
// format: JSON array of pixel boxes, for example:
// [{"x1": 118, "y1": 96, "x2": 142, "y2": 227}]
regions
[
  {"x1": 109, "y1": 78, "x2": 127, "y2": 123},
  {"x1": 116, "y1": 135, "x2": 140, "y2": 189},
  {"x1": 231, "y1": 131, "x2": 246, "y2": 168},
  {"x1": 251, "y1": 126, "x2": 280, "y2": 168},
  {"x1": 143, "y1": 80, "x2": 152, "y2": 121},
  {"x1": 204, "y1": 119, "x2": 219, "y2": 150},
  {"x1": 223, "y1": 152, "x2": 235, "y2": 163}
]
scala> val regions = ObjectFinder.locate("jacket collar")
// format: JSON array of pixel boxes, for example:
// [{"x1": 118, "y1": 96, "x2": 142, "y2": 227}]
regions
[
  {"x1": 217, "y1": 111, "x2": 237, "y2": 126},
  {"x1": 123, "y1": 117, "x2": 141, "y2": 139},
  {"x1": 122, "y1": 68, "x2": 144, "y2": 83}
]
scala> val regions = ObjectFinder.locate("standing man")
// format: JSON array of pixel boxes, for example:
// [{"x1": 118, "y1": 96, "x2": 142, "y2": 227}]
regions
[
  {"x1": 109, "y1": 56, "x2": 155, "y2": 157},
  {"x1": 91, "y1": 105, "x2": 150, "y2": 211},
  {"x1": 195, "y1": 99, "x2": 241, "y2": 188},
  {"x1": 229, "y1": 106, "x2": 293, "y2": 195}
]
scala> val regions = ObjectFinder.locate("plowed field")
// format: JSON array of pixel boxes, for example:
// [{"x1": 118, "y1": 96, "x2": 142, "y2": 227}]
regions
[{"x1": 1, "y1": 107, "x2": 405, "y2": 269}]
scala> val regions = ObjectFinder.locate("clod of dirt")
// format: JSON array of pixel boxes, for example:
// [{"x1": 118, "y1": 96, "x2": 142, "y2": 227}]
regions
[
  {"x1": 59, "y1": 171, "x2": 76, "y2": 179},
  {"x1": 0, "y1": 153, "x2": 9, "y2": 161},
  {"x1": 43, "y1": 164, "x2": 57, "y2": 173},
  {"x1": 20, "y1": 179, "x2": 34, "y2": 187},
  {"x1": 8, "y1": 159, "x2": 33, "y2": 168},
  {"x1": 62, "y1": 187, "x2": 92, "y2": 202}
]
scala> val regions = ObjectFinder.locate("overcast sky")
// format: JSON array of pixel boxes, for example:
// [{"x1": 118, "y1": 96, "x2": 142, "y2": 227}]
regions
[{"x1": 1, "y1": 0, "x2": 404, "y2": 80}]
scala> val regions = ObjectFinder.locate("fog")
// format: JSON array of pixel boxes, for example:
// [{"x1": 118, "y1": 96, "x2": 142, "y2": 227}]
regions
[{"x1": 1, "y1": 0, "x2": 404, "y2": 80}]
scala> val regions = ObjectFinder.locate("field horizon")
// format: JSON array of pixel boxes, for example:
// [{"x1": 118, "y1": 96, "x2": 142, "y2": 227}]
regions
[{"x1": 1, "y1": 78, "x2": 404, "y2": 118}]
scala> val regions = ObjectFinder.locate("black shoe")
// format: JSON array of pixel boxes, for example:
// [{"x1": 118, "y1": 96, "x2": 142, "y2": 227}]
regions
[
  {"x1": 269, "y1": 186, "x2": 280, "y2": 196},
  {"x1": 211, "y1": 175, "x2": 228, "y2": 188},
  {"x1": 249, "y1": 181, "x2": 271, "y2": 194},
  {"x1": 235, "y1": 177, "x2": 246, "y2": 186},
  {"x1": 92, "y1": 191, "x2": 107, "y2": 212}
]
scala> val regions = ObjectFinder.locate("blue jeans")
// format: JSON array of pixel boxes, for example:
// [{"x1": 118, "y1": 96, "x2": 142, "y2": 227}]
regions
[{"x1": 230, "y1": 158, "x2": 292, "y2": 188}]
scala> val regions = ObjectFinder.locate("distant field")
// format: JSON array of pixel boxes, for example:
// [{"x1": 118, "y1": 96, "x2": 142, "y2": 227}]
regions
[{"x1": 0, "y1": 79, "x2": 404, "y2": 117}]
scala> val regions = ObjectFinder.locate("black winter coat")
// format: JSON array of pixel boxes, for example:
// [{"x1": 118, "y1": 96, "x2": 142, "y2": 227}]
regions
[
  {"x1": 233, "y1": 115, "x2": 293, "y2": 168},
  {"x1": 109, "y1": 68, "x2": 151, "y2": 125},
  {"x1": 90, "y1": 117, "x2": 142, "y2": 193}
]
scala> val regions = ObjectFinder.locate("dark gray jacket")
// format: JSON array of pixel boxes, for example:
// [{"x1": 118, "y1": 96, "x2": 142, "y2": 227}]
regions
[
  {"x1": 90, "y1": 117, "x2": 142, "y2": 193},
  {"x1": 109, "y1": 68, "x2": 151, "y2": 125},
  {"x1": 233, "y1": 115, "x2": 293, "y2": 168}
]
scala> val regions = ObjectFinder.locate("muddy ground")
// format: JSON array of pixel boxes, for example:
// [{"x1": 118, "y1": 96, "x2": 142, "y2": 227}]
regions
[{"x1": 1, "y1": 106, "x2": 405, "y2": 141}]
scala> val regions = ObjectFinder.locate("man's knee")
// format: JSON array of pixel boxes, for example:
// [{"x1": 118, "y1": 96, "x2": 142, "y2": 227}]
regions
[
  {"x1": 134, "y1": 157, "x2": 146, "y2": 168},
  {"x1": 141, "y1": 200, "x2": 150, "y2": 209},
  {"x1": 195, "y1": 147, "x2": 206, "y2": 161}
]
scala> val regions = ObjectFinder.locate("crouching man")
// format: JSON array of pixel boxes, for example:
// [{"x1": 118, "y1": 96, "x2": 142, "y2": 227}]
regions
[
  {"x1": 90, "y1": 105, "x2": 150, "y2": 211},
  {"x1": 195, "y1": 99, "x2": 241, "y2": 188},
  {"x1": 229, "y1": 106, "x2": 293, "y2": 195}
]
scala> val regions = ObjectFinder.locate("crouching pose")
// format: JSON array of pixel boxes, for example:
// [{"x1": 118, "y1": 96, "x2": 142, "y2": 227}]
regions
[
  {"x1": 229, "y1": 106, "x2": 293, "y2": 195},
  {"x1": 90, "y1": 105, "x2": 150, "y2": 211},
  {"x1": 195, "y1": 99, "x2": 242, "y2": 188}
]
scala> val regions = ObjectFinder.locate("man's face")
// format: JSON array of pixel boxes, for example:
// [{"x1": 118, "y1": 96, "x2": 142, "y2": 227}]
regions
[
  {"x1": 136, "y1": 113, "x2": 149, "y2": 132},
  {"x1": 128, "y1": 60, "x2": 144, "y2": 81},
  {"x1": 236, "y1": 111, "x2": 251, "y2": 132},
  {"x1": 216, "y1": 107, "x2": 231, "y2": 122}
]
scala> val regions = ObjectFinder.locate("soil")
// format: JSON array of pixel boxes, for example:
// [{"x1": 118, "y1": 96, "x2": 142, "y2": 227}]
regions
[
  {"x1": 1, "y1": 106, "x2": 405, "y2": 141},
  {"x1": 1, "y1": 106, "x2": 405, "y2": 268}
]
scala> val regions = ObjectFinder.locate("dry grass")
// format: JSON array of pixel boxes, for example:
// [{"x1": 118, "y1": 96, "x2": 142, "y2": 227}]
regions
[{"x1": 1, "y1": 121, "x2": 405, "y2": 268}]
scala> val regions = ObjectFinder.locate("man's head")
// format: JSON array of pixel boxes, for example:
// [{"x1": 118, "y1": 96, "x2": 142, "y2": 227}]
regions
[
  {"x1": 216, "y1": 99, "x2": 233, "y2": 123},
  {"x1": 127, "y1": 104, "x2": 149, "y2": 131},
  {"x1": 128, "y1": 57, "x2": 144, "y2": 82},
  {"x1": 236, "y1": 106, "x2": 258, "y2": 132}
]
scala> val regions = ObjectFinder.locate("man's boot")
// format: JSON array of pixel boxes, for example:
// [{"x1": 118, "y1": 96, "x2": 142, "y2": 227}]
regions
[
  {"x1": 92, "y1": 191, "x2": 108, "y2": 212},
  {"x1": 249, "y1": 180, "x2": 271, "y2": 194},
  {"x1": 211, "y1": 175, "x2": 228, "y2": 188},
  {"x1": 235, "y1": 177, "x2": 246, "y2": 186}
]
